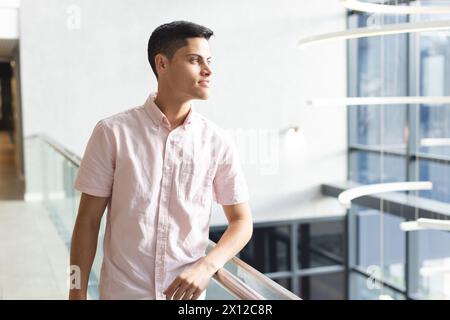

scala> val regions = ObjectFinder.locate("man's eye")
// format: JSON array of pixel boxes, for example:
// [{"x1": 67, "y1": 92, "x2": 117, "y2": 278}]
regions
[{"x1": 190, "y1": 58, "x2": 198, "y2": 63}]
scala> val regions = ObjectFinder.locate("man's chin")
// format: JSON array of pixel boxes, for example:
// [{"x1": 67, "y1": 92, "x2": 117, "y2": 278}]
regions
[{"x1": 193, "y1": 91, "x2": 210, "y2": 100}]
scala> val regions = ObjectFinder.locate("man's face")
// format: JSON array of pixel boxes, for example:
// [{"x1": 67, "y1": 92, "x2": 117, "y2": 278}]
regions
[{"x1": 163, "y1": 37, "x2": 212, "y2": 100}]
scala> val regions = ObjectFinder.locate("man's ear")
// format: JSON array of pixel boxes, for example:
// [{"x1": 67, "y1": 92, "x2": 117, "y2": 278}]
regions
[{"x1": 155, "y1": 53, "x2": 168, "y2": 75}]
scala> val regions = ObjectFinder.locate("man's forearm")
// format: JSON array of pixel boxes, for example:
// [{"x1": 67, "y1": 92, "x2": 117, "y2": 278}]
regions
[
  {"x1": 69, "y1": 218, "x2": 101, "y2": 299},
  {"x1": 203, "y1": 217, "x2": 253, "y2": 272}
]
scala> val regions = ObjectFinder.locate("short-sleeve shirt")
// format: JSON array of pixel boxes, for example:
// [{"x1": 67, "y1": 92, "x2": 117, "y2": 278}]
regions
[{"x1": 74, "y1": 92, "x2": 250, "y2": 299}]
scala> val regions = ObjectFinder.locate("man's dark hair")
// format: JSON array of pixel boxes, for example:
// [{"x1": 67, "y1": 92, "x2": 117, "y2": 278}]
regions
[{"x1": 147, "y1": 21, "x2": 214, "y2": 78}]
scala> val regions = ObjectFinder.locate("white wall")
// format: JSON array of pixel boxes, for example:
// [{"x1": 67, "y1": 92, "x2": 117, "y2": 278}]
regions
[
  {"x1": 20, "y1": 0, "x2": 347, "y2": 215},
  {"x1": 0, "y1": 1, "x2": 19, "y2": 39},
  {"x1": 0, "y1": 0, "x2": 19, "y2": 60}
]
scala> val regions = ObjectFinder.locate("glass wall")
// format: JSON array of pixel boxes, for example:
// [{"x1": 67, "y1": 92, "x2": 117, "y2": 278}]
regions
[
  {"x1": 348, "y1": 13, "x2": 408, "y2": 151},
  {"x1": 348, "y1": 0, "x2": 450, "y2": 300},
  {"x1": 350, "y1": 204, "x2": 406, "y2": 291},
  {"x1": 349, "y1": 151, "x2": 406, "y2": 184}
]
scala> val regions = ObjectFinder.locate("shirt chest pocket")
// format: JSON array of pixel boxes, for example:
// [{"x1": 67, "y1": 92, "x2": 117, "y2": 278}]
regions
[{"x1": 178, "y1": 162, "x2": 215, "y2": 205}]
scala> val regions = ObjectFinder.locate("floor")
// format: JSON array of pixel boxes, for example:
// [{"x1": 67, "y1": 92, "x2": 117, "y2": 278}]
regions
[
  {"x1": 0, "y1": 131, "x2": 68, "y2": 299},
  {"x1": 0, "y1": 131, "x2": 24, "y2": 200},
  {"x1": 0, "y1": 201, "x2": 68, "y2": 299}
]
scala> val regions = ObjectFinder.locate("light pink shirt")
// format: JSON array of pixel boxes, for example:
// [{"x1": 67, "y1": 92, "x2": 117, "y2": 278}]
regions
[{"x1": 74, "y1": 93, "x2": 249, "y2": 299}]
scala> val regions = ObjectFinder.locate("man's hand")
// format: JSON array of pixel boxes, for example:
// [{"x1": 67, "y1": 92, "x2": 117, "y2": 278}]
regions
[
  {"x1": 164, "y1": 202, "x2": 252, "y2": 300},
  {"x1": 163, "y1": 256, "x2": 217, "y2": 300}
]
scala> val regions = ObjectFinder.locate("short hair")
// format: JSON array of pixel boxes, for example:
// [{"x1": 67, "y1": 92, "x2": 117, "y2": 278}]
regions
[{"x1": 147, "y1": 21, "x2": 214, "y2": 78}]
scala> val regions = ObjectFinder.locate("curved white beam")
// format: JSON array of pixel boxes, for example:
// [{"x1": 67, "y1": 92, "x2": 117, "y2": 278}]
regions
[
  {"x1": 420, "y1": 138, "x2": 450, "y2": 147},
  {"x1": 400, "y1": 218, "x2": 450, "y2": 232},
  {"x1": 400, "y1": 220, "x2": 425, "y2": 231},
  {"x1": 306, "y1": 96, "x2": 450, "y2": 106},
  {"x1": 418, "y1": 218, "x2": 450, "y2": 231},
  {"x1": 341, "y1": 0, "x2": 450, "y2": 15},
  {"x1": 338, "y1": 181, "x2": 433, "y2": 209},
  {"x1": 298, "y1": 19, "x2": 450, "y2": 47}
]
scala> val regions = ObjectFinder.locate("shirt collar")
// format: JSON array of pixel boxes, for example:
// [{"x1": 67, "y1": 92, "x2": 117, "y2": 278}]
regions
[{"x1": 145, "y1": 92, "x2": 194, "y2": 130}]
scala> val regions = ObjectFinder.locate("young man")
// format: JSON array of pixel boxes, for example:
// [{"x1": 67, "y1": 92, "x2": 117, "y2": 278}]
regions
[{"x1": 69, "y1": 21, "x2": 253, "y2": 300}]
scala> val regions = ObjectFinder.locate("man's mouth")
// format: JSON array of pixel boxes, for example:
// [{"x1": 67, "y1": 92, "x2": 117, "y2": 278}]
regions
[{"x1": 198, "y1": 80, "x2": 210, "y2": 88}]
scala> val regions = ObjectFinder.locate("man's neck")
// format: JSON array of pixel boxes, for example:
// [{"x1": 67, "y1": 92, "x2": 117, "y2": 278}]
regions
[{"x1": 154, "y1": 87, "x2": 192, "y2": 130}]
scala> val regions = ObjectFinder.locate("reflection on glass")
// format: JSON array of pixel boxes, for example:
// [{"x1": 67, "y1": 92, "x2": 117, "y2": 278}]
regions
[
  {"x1": 418, "y1": 30, "x2": 450, "y2": 157},
  {"x1": 302, "y1": 272, "x2": 346, "y2": 300},
  {"x1": 212, "y1": 221, "x2": 346, "y2": 299},
  {"x1": 207, "y1": 244, "x2": 299, "y2": 300},
  {"x1": 413, "y1": 229, "x2": 450, "y2": 299},
  {"x1": 225, "y1": 226, "x2": 291, "y2": 274},
  {"x1": 273, "y1": 278, "x2": 291, "y2": 292},
  {"x1": 417, "y1": 160, "x2": 450, "y2": 203},
  {"x1": 351, "y1": 205, "x2": 406, "y2": 290},
  {"x1": 349, "y1": 151, "x2": 406, "y2": 184},
  {"x1": 348, "y1": 13, "x2": 408, "y2": 149},
  {"x1": 298, "y1": 221, "x2": 344, "y2": 269},
  {"x1": 349, "y1": 271, "x2": 406, "y2": 300}
]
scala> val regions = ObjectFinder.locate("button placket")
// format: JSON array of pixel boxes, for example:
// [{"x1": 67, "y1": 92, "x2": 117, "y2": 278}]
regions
[{"x1": 155, "y1": 131, "x2": 177, "y2": 297}]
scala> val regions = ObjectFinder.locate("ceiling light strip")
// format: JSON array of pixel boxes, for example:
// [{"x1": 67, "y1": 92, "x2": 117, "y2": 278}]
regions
[
  {"x1": 399, "y1": 220, "x2": 424, "y2": 231},
  {"x1": 338, "y1": 181, "x2": 433, "y2": 209},
  {"x1": 417, "y1": 218, "x2": 450, "y2": 231},
  {"x1": 298, "y1": 19, "x2": 450, "y2": 47},
  {"x1": 306, "y1": 96, "x2": 450, "y2": 106},
  {"x1": 420, "y1": 138, "x2": 450, "y2": 147},
  {"x1": 341, "y1": 0, "x2": 450, "y2": 15},
  {"x1": 401, "y1": 218, "x2": 450, "y2": 232}
]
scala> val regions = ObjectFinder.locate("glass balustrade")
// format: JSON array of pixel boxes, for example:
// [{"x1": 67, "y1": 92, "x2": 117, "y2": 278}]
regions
[{"x1": 24, "y1": 134, "x2": 301, "y2": 300}]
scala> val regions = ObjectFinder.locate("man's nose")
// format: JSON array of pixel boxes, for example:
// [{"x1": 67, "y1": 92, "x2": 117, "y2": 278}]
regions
[{"x1": 202, "y1": 63, "x2": 212, "y2": 76}]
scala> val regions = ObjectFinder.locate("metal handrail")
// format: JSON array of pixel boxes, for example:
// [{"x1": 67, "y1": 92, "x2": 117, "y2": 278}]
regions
[
  {"x1": 213, "y1": 268, "x2": 265, "y2": 300},
  {"x1": 32, "y1": 133, "x2": 301, "y2": 300},
  {"x1": 229, "y1": 254, "x2": 302, "y2": 300},
  {"x1": 29, "y1": 134, "x2": 81, "y2": 167}
]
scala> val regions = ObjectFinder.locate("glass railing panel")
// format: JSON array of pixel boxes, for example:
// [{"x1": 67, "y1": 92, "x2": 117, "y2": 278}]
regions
[
  {"x1": 25, "y1": 135, "x2": 301, "y2": 300},
  {"x1": 205, "y1": 278, "x2": 238, "y2": 300},
  {"x1": 206, "y1": 242, "x2": 301, "y2": 300},
  {"x1": 25, "y1": 136, "x2": 105, "y2": 299}
]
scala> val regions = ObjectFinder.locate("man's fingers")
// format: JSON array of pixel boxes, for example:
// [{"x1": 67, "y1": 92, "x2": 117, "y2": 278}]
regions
[
  {"x1": 182, "y1": 287, "x2": 197, "y2": 300},
  {"x1": 173, "y1": 282, "x2": 190, "y2": 300},
  {"x1": 191, "y1": 289, "x2": 203, "y2": 300},
  {"x1": 164, "y1": 277, "x2": 182, "y2": 299}
]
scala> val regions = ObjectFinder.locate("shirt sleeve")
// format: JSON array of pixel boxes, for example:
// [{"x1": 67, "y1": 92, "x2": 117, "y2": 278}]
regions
[
  {"x1": 74, "y1": 120, "x2": 115, "y2": 197},
  {"x1": 213, "y1": 137, "x2": 250, "y2": 205}
]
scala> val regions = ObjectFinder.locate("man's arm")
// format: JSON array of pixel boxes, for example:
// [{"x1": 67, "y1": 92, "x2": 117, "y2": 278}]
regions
[
  {"x1": 68, "y1": 192, "x2": 109, "y2": 300},
  {"x1": 204, "y1": 202, "x2": 253, "y2": 270},
  {"x1": 164, "y1": 202, "x2": 253, "y2": 300}
]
